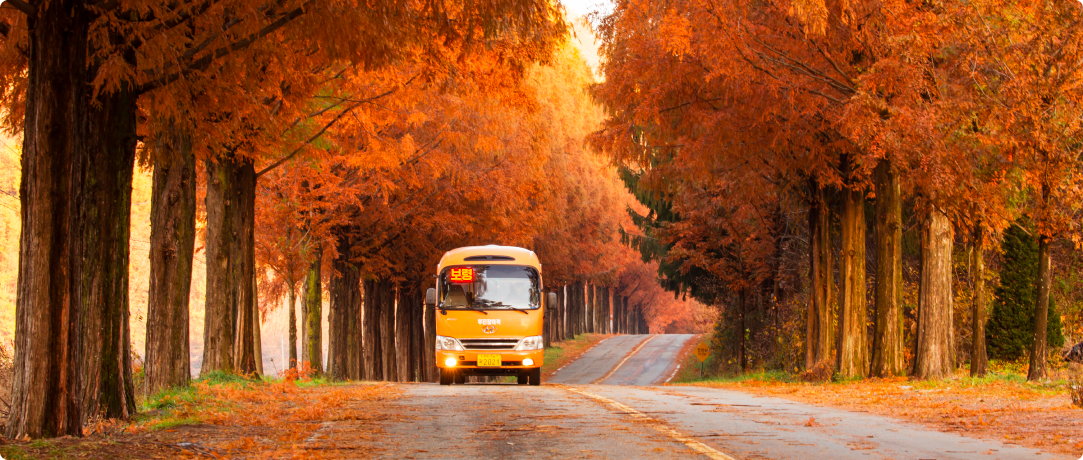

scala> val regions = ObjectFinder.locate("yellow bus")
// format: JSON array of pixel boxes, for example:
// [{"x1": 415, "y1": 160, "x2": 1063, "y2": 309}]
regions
[{"x1": 425, "y1": 245, "x2": 556, "y2": 385}]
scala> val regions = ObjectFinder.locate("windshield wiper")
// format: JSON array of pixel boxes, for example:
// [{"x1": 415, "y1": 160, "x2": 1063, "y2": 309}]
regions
[
  {"x1": 463, "y1": 306, "x2": 488, "y2": 315},
  {"x1": 474, "y1": 300, "x2": 530, "y2": 314}
]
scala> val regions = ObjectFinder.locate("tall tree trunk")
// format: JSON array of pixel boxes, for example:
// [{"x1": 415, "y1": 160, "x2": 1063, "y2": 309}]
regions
[
  {"x1": 230, "y1": 159, "x2": 258, "y2": 376},
  {"x1": 77, "y1": 76, "x2": 138, "y2": 424},
  {"x1": 202, "y1": 155, "x2": 235, "y2": 376},
  {"x1": 304, "y1": 246, "x2": 323, "y2": 374},
  {"x1": 410, "y1": 288, "x2": 422, "y2": 382},
  {"x1": 560, "y1": 285, "x2": 569, "y2": 340},
  {"x1": 145, "y1": 124, "x2": 195, "y2": 395},
  {"x1": 348, "y1": 275, "x2": 362, "y2": 381},
  {"x1": 288, "y1": 283, "x2": 298, "y2": 370},
  {"x1": 970, "y1": 223, "x2": 988, "y2": 377},
  {"x1": 1027, "y1": 234, "x2": 1052, "y2": 381},
  {"x1": 300, "y1": 273, "x2": 309, "y2": 371},
  {"x1": 328, "y1": 236, "x2": 361, "y2": 380},
  {"x1": 395, "y1": 286, "x2": 412, "y2": 382},
  {"x1": 363, "y1": 278, "x2": 381, "y2": 380},
  {"x1": 871, "y1": 161, "x2": 903, "y2": 377},
  {"x1": 8, "y1": 0, "x2": 89, "y2": 438},
  {"x1": 914, "y1": 209, "x2": 954, "y2": 379},
  {"x1": 837, "y1": 165, "x2": 868, "y2": 378},
  {"x1": 423, "y1": 290, "x2": 437, "y2": 382},
  {"x1": 253, "y1": 299, "x2": 263, "y2": 375},
  {"x1": 806, "y1": 182, "x2": 834, "y2": 370},
  {"x1": 381, "y1": 281, "x2": 396, "y2": 381},
  {"x1": 738, "y1": 290, "x2": 747, "y2": 371}
]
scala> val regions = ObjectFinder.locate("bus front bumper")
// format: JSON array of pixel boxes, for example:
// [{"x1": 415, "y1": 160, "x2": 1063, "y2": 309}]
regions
[{"x1": 437, "y1": 350, "x2": 543, "y2": 372}]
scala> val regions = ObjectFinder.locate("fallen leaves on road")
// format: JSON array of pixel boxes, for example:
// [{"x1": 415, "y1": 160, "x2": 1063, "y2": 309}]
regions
[
  {"x1": 0, "y1": 376, "x2": 401, "y2": 459},
  {"x1": 676, "y1": 372, "x2": 1082, "y2": 456}
]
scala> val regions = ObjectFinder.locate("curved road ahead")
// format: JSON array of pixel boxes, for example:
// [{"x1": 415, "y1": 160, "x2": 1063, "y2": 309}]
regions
[{"x1": 327, "y1": 334, "x2": 1068, "y2": 459}]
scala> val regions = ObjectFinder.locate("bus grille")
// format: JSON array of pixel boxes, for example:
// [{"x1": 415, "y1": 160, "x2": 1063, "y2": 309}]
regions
[{"x1": 459, "y1": 338, "x2": 520, "y2": 350}]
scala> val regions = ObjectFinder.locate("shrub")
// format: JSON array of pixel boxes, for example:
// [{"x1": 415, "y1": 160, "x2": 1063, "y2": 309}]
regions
[{"x1": 987, "y1": 221, "x2": 1064, "y2": 360}]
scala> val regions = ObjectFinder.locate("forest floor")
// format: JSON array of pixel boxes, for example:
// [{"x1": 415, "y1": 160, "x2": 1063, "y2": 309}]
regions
[
  {"x1": 671, "y1": 357, "x2": 1083, "y2": 457},
  {"x1": 0, "y1": 373, "x2": 402, "y2": 459}
]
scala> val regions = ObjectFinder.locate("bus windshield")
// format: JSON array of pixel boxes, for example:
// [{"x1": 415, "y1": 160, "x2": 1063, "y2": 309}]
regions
[{"x1": 439, "y1": 265, "x2": 540, "y2": 310}]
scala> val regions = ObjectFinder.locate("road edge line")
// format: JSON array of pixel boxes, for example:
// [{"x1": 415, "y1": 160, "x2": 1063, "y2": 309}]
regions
[
  {"x1": 562, "y1": 386, "x2": 736, "y2": 460},
  {"x1": 592, "y1": 334, "x2": 657, "y2": 384}
]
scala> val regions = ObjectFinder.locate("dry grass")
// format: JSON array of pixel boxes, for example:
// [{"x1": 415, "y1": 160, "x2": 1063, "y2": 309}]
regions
[{"x1": 0, "y1": 374, "x2": 401, "y2": 459}]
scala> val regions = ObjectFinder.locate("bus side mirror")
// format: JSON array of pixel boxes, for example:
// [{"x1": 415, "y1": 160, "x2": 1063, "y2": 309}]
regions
[
  {"x1": 546, "y1": 292, "x2": 557, "y2": 312},
  {"x1": 425, "y1": 288, "x2": 437, "y2": 307}
]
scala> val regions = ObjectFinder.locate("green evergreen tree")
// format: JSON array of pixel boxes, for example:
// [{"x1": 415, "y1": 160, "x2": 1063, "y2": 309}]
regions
[{"x1": 987, "y1": 222, "x2": 1065, "y2": 360}]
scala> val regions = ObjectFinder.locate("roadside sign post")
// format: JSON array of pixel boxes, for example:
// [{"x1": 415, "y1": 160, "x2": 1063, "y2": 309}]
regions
[{"x1": 693, "y1": 342, "x2": 710, "y2": 379}]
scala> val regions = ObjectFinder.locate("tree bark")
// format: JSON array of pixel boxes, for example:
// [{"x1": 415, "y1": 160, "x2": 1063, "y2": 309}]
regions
[
  {"x1": 8, "y1": 0, "x2": 89, "y2": 438},
  {"x1": 304, "y1": 246, "x2": 323, "y2": 374},
  {"x1": 328, "y1": 236, "x2": 361, "y2": 380},
  {"x1": 423, "y1": 290, "x2": 437, "y2": 382},
  {"x1": 288, "y1": 283, "x2": 298, "y2": 370},
  {"x1": 363, "y1": 278, "x2": 381, "y2": 380},
  {"x1": 75, "y1": 76, "x2": 139, "y2": 423},
  {"x1": 396, "y1": 285, "x2": 412, "y2": 382},
  {"x1": 202, "y1": 155, "x2": 235, "y2": 376},
  {"x1": 837, "y1": 169, "x2": 868, "y2": 378},
  {"x1": 145, "y1": 123, "x2": 195, "y2": 395},
  {"x1": 559, "y1": 285, "x2": 569, "y2": 340},
  {"x1": 806, "y1": 182, "x2": 834, "y2": 370},
  {"x1": 970, "y1": 223, "x2": 988, "y2": 377},
  {"x1": 230, "y1": 159, "x2": 258, "y2": 376},
  {"x1": 871, "y1": 161, "x2": 903, "y2": 377},
  {"x1": 738, "y1": 290, "x2": 747, "y2": 370},
  {"x1": 300, "y1": 272, "x2": 309, "y2": 372},
  {"x1": 1027, "y1": 234, "x2": 1052, "y2": 381},
  {"x1": 381, "y1": 281, "x2": 396, "y2": 381},
  {"x1": 410, "y1": 288, "x2": 423, "y2": 381},
  {"x1": 914, "y1": 209, "x2": 954, "y2": 379}
]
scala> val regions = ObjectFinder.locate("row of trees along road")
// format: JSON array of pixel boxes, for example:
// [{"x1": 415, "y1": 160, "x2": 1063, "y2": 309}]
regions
[
  {"x1": 590, "y1": 0, "x2": 1082, "y2": 382},
  {"x1": 0, "y1": 0, "x2": 704, "y2": 440}
]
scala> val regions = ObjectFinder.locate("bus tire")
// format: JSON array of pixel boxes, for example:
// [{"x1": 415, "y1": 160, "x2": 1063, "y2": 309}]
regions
[
  {"x1": 517, "y1": 372, "x2": 528, "y2": 385},
  {"x1": 529, "y1": 368, "x2": 541, "y2": 386},
  {"x1": 454, "y1": 372, "x2": 466, "y2": 385},
  {"x1": 439, "y1": 369, "x2": 452, "y2": 385}
]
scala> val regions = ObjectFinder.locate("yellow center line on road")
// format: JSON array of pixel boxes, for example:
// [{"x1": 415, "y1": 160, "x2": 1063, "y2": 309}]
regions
[
  {"x1": 560, "y1": 385, "x2": 736, "y2": 460},
  {"x1": 592, "y1": 334, "x2": 657, "y2": 384}
]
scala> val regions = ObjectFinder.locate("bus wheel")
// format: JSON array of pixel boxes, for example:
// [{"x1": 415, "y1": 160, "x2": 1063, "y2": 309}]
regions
[
  {"x1": 454, "y1": 372, "x2": 466, "y2": 385},
  {"x1": 439, "y1": 369, "x2": 453, "y2": 385},
  {"x1": 529, "y1": 368, "x2": 541, "y2": 386},
  {"x1": 517, "y1": 372, "x2": 528, "y2": 385}
]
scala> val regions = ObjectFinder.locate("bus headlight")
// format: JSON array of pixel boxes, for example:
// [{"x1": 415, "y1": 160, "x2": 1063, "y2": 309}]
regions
[
  {"x1": 436, "y1": 336, "x2": 464, "y2": 351},
  {"x1": 522, "y1": 358, "x2": 534, "y2": 366},
  {"x1": 444, "y1": 357, "x2": 458, "y2": 367},
  {"x1": 514, "y1": 335, "x2": 544, "y2": 351}
]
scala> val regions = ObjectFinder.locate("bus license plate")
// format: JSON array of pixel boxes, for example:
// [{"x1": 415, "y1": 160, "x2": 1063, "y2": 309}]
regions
[{"x1": 477, "y1": 354, "x2": 501, "y2": 367}]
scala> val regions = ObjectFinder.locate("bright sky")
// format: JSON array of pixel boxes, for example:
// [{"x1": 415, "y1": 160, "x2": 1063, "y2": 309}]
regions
[{"x1": 560, "y1": 0, "x2": 614, "y2": 19}]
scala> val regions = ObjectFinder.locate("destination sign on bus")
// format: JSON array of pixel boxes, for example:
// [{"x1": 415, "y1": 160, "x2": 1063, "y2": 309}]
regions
[{"x1": 449, "y1": 267, "x2": 475, "y2": 283}]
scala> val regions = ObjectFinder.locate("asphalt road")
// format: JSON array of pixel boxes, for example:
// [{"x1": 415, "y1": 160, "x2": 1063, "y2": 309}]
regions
[{"x1": 340, "y1": 334, "x2": 1070, "y2": 459}]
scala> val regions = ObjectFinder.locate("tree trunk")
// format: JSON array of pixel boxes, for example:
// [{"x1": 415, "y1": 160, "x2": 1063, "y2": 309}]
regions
[
  {"x1": 970, "y1": 223, "x2": 988, "y2": 377},
  {"x1": 837, "y1": 175, "x2": 868, "y2": 379},
  {"x1": 288, "y1": 283, "x2": 298, "y2": 370},
  {"x1": 363, "y1": 278, "x2": 381, "y2": 380},
  {"x1": 559, "y1": 285, "x2": 569, "y2": 340},
  {"x1": 806, "y1": 182, "x2": 834, "y2": 370},
  {"x1": 396, "y1": 285, "x2": 412, "y2": 382},
  {"x1": 300, "y1": 273, "x2": 309, "y2": 372},
  {"x1": 202, "y1": 155, "x2": 235, "y2": 376},
  {"x1": 738, "y1": 290, "x2": 747, "y2": 371},
  {"x1": 871, "y1": 161, "x2": 903, "y2": 377},
  {"x1": 914, "y1": 209, "x2": 954, "y2": 379},
  {"x1": 381, "y1": 281, "x2": 396, "y2": 381},
  {"x1": 348, "y1": 276, "x2": 362, "y2": 381},
  {"x1": 1027, "y1": 234, "x2": 1052, "y2": 381},
  {"x1": 328, "y1": 237, "x2": 361, "y2": 380},
  {"x1": 145, "y1": 124, "x2": 196, "y2": 395},
  {"x1": 423, "y1": 290, "x2": 437, "y2": 382},
  {"x1": 230, "y1": 159, "x2": 258, "y2": 376},
  {"x1": 253, "y1": 299, "x2": 263, "y2": 375},
  {"x1": 304, "y1": 246, "x2": 323, "y2": 374},
  {"x1": 410, "y1": 288, "x2": 423, "y2": 382},
  {"x1": 8, "y1": 0, "x2": 89, "y2": 438}
]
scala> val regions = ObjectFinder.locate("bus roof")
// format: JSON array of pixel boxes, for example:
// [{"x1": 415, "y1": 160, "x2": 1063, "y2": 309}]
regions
[{"x1": 437, "y1": 245, "x2": 540, "y2": 271}]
